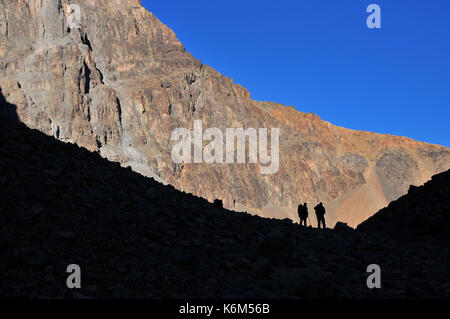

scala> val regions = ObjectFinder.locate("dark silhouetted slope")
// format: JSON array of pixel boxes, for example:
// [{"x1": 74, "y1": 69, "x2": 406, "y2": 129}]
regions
[
  {"x1": 358, "y1": 170, "x2": 450, "y2": 239},
  {"x1": 1, "y1": 97, "x2": 449, "y2": 298}
]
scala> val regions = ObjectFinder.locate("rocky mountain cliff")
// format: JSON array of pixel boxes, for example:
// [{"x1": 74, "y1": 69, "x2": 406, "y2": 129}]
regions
[{"x1": 1, "y1": 0, "x2": 449, "y2": 227}]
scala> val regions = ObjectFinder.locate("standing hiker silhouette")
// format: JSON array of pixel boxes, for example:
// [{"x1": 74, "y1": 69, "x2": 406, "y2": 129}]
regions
[
  {"x1": 297, "y1": 203, "x2": 308, "y2": 227},
  {"x1": 314, "y1": 202, "x2": 326, "y2": 229}
]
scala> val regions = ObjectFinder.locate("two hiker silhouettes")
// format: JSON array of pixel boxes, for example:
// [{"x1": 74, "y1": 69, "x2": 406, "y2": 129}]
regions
[
  {"x1": 297, "y1": 202, "x2": 326, "y2": 229},
  {"x1": 298, "y1": 203, "x2": 309, "y2": 227}
]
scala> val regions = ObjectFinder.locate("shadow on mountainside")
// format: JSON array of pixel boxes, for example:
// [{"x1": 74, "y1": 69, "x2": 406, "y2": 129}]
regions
[
  {"x1": 358, "y1": 174, "x2": 450, "y2": 238},
  {"x1": 0, "y1": 90, "x2": 449, "y2": 298}
]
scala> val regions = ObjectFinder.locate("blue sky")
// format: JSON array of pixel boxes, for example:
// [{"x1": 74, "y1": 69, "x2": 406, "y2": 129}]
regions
[{"x1": 142, "y1": 0, "x2": 450, "y2": 147}]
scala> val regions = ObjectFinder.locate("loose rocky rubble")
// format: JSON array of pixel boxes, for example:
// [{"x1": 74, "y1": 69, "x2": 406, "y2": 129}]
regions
[{"x1": 0, "y1": 106, "x2": 449, "y2": 298}]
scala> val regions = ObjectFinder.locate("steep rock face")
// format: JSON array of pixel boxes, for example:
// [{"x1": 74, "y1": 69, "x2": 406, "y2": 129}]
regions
[{"x1": 1, "y1": 0, "x2": 449, "y2": 227}]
